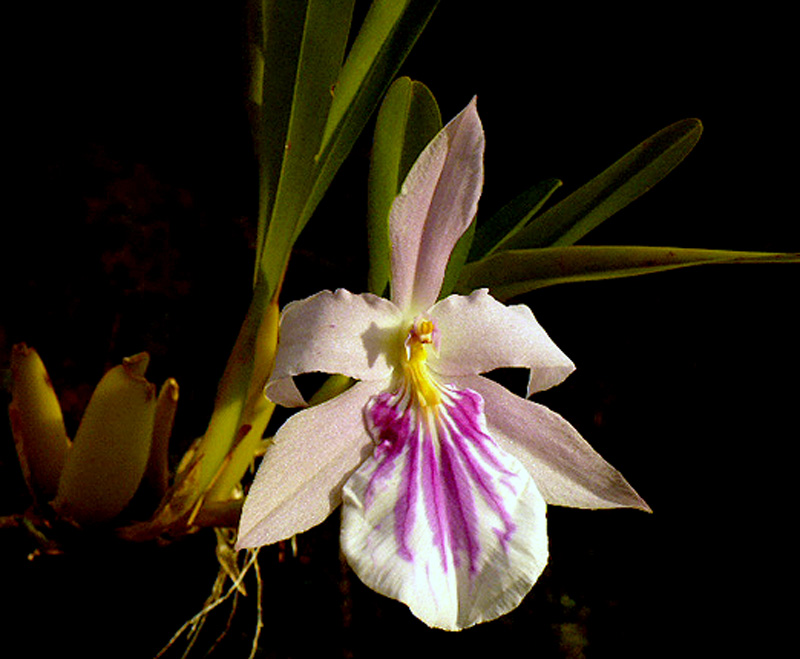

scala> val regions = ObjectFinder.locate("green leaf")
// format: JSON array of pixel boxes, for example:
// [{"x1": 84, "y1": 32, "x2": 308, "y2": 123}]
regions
[
  {"x1": 457, "y1": 246, "x2": 800, "y2": 301},
  {"x1": 299, "y1": 0, "x2": 440, "y2": 251},
  {"x1": 320, "y1": 0, "x2": 439, "y2": 158},
  {"x1": 496, "y1": 119, "x2": 704, "y2": 251},
  {"x1": 442, "y1": 178, "x2": 563, "y2": 299},
  {"x1": 252, "y1": 0, "x2": 439, "y2": 302},
  {"x1": 367, "y1": 77, "x2": 441, "y2": 294},
  {"x1": 246, "y1": 0, "x2": 311, "y2": 280},
  {"x1": 468, "y1": 178, "x2": 563, "y2": 261},
  {"x1": 257, "y1": 0, "x2": 356, "y2": 298}
]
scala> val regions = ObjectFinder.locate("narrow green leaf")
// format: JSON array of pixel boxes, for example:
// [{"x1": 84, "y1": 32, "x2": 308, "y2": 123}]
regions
[
  {"x1": 257, "y1": 0, "x2": 355, "y2": 298},
  {"x1": 497, "y1": 119, "x2": 704, "y2": 251},
  {"x1": 458, "y1": 246, "x2": 800, "y2": 301},
  {"x1": 468, "y1": 178, "x2": 563, "y2": 261},
  {"x1": 246, "y1": 0, "x2": 310, "y2": 281},
  {"x1": 321, "y1": 1, "x2": 436, "y2": 154},
  {"x1": 368, "y1": 77, "x2": 441, "y2": 294},
  {"x1": 298, "y1": 0, "x2": 440, "y2": 246}
]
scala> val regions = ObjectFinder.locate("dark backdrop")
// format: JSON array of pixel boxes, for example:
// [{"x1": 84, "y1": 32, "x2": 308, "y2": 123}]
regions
[{"x1": 3, "y1": 2, "x2": 797, "y2": 657}]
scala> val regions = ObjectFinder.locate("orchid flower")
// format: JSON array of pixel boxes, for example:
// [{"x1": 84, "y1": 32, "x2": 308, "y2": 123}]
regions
[{"x1": 236, "y1": 99, "x2": 650, "y2": 630}]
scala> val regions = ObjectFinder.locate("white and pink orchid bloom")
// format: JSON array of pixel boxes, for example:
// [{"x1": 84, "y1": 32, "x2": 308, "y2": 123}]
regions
[{"x1": 236, "y1": 99, "x2": 650, "y2": 630}]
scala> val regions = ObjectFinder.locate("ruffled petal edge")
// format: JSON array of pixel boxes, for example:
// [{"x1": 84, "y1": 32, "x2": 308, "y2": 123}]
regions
[
  {"x1": 430, "y1": 289, "x2": 575, "y2": 395},
  {"x1": 266, "y1": 289, "x2": 403, "y2": 407}
]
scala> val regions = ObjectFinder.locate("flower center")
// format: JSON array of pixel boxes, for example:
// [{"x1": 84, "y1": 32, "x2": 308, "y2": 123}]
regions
[{"x1": 402, "y1": 317, "x2": 441, "y2": 408}]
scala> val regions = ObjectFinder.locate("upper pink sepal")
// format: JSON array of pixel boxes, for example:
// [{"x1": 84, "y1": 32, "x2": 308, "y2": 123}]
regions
[{"x1": 390, "y1": 97, "x2": 485, "y2": 314}]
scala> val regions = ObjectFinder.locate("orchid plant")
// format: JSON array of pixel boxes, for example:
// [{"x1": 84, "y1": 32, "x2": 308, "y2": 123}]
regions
[{"x1": 3, "y1": 0, "x2": 799, "y2": 653}]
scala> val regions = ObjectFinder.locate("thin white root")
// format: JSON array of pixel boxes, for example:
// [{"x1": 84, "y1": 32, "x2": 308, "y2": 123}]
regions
[{"x1": 155, "y1": 547, "x2": 261, "y2": 659}]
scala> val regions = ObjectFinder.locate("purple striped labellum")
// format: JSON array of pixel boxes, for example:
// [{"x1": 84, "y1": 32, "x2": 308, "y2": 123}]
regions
[{"x1": 342, "y1": 316, "x2": 547, "y2": 628}]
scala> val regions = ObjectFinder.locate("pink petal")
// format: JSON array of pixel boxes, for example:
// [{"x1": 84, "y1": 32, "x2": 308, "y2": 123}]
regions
[
  {"x1": 236, "y1": 380, "x2": 386, "y2": 549},
  {"x1": 429, "y1": 289, "x2": 575, "y2": 395},
  {"x1": 341, "y1": 382, "x2": 548, "y2": 630},
  {"x1": 390, "y1": 98, "x2": 485, "y2": 313},
  {"x1": 266, "y1": 289, "x2": 403, "y2": 407},
  {"x1": 454, "y1": 375, "x2": 651, "y2": 511}
]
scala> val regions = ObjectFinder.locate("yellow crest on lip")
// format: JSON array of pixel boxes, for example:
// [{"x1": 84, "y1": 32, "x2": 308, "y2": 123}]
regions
[{"x1": 402, "y1": 317, "x2": 441, "y2": 408}]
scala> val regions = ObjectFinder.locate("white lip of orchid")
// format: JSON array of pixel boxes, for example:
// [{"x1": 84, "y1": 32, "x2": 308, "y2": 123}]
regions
[
  {"x1": 320, "y1": 310, "x2": 548, "y2": 630},
  {"x1": 349, "y1": 314, "x2": 545, "y2": 630}
]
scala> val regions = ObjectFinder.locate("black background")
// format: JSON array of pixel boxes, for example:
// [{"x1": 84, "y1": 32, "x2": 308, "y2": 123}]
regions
[{"x1": 2, "y1": 2, "x2": 797, "y2": 657}]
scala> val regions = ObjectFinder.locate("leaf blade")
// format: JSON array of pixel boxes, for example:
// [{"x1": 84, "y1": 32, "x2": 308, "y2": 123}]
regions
[
  {"x1": 468, "y1": 178, "x2": 563, "y2": 261},
  {"x1": 246, "y1": 0, "x2": 311, "y2": 278},
  {"x1": 257, "y1": 0, "x2": 355, "y2": 297},
  {"x1": 458, "y1": 246, "x2": 800, "y2": 300},
  {"x1": 299, "y1": 0, "x2": 440, "y2": 246},
  {"x1": 497, "y1": 119, "x2": 704, "y2": 250}
]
